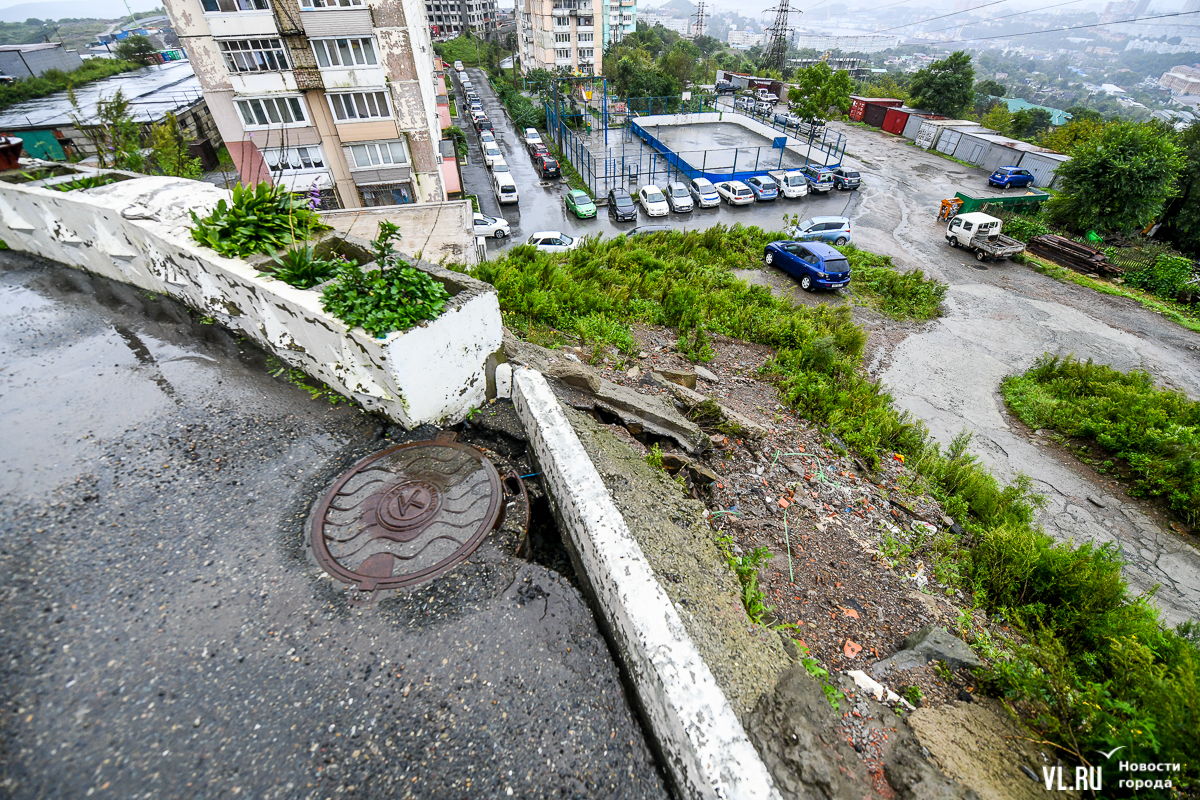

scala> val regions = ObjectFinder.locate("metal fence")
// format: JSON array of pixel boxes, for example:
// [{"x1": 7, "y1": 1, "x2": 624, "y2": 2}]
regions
[{"x1": 544, "y1": 94, "x2": 848, "y2": 198}]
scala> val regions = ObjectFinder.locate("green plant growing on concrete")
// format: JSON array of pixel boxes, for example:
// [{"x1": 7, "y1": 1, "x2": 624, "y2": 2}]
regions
[
  {"x1": 190, "y1": 181, "x2": 328, "y2": 259},
  {"x1": 320, "y1": 221, "x2": 451, "y2": 338}
]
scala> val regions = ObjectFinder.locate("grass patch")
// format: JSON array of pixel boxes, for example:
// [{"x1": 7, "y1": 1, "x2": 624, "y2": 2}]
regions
[
  {"x1": 1002, "y1": 354, "x2": 1200, "y2": 525},
  {"x1": 461, "y1": 224, "x2": 1200, "y2": 789},
  {"x1": 837, "y1": 244, "x2": 946, "y2": 320},
  {"x1": 0, "y1": 59, "x2": 141, "y2": 113}
]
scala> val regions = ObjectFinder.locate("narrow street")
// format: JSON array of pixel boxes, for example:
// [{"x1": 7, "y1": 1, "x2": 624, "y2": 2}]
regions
[{"x1": 0, "y1": 253, "x2": 667, "y2": 799}]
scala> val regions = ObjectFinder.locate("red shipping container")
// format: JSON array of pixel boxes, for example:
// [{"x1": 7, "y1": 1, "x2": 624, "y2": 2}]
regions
[{"x1": 882, "y1": 107, "x2": 910, "y2": 135}]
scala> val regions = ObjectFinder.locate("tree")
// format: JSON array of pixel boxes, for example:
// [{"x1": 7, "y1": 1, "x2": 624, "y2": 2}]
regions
[
  {"x1": 788, "y1": 63, "x2": 852, "y2": 123},
  {"x1": 981, "y1": 103, "x2": 1012, "y2": 135},
  {"x1": 907, "y1": 51, "x2": 975, "y2": 115},
  {"x1": 975, "y1": 79, "x2": 1006, "y2": 97},
  {"x1": 114, "y1": 35, "x2": 156, "y2": 65},
  {"x1": 1047, "y1": 121, "x2": 1184, "y2": 236}
]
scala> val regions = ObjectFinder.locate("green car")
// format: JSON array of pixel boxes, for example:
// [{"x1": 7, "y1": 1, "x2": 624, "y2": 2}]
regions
[{"x1": 565, "y1": 189, "x2": 597, "y2": 219}]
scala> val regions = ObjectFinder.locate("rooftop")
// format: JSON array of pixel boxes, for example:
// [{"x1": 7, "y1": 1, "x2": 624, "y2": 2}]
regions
[{"x1": 0, "y1": 61, "x2": 201, "y2": 130}]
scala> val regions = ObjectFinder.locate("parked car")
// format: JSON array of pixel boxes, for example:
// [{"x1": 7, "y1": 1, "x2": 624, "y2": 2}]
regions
[
  {"x1": 715, "y1": 180, "x2": 755, "y2": 206},
  {"x1": 472, "y1": 212, "x2": 510, "y2": 239},
  {"x1": 628, "y1": 225, "x2": 672, "y2": 237},
  {"x1": 688, "y1": 177, "x2": 721, "y2": 208},
  {"x1": 763, "y1": 240, "x2": 851, "y2": 292},
  {"x1": 528, "y1": 141, "x2": 549, "y2": 159},
  {"x1": 988, "y1": 165, "x2": 1035, "y2": 189},
  {"x1": 638, "y1": 184, "x2": 670, "y2": 216},
  {"x1": 800, "y1": 164, "x2": 834, "y2": 192},
  {"x1": 527, "y1": 231, "x2": 579, "y2": 253},
  {"x1": 453, "y1": 59, "x2": 464, "y2": 71},
  {"x1": 789, "y1": 215, "x2": 851, "y2": 246},
  {"x1": 537, "y1": 155, "x2": 560, "y2": 179},
  {"x1": 565, "y1": 189, "x2": 596, "y2": 218},
  {"x1": 664, "y1": 181, "x2": 693, "y2": 213},
  {"x1": 483, "y1": 143, "x2": 504, "y2": 168},
  {"x1": 715, "y1": 80, "x2": 736, "y2": 94},
  {"x1": 523, "y1": 128, "x2": 542, "y2": 146},
  {"x1": 607, "y1": 188, "x2": 638, "y2": 222},
  {"x1": 832, "y1": 167, "x2": 860, "y2": 191},
  {"x1": 745, "y1": 175, "x2": 778, "y2": 201}
]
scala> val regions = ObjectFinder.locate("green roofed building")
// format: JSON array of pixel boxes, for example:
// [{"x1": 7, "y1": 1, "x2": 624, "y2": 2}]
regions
[{"x1": 993, "y1": 97, "x2": 1073, "y2": 126}]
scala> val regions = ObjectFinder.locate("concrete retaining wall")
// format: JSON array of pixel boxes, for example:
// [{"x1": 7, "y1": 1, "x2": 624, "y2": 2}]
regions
[
  {"x1": 511, "y1": 366, "x2": 782, "y2": 800},
  {"x1": 0, "y1": 169, "x2": 502, "y2": 427}
]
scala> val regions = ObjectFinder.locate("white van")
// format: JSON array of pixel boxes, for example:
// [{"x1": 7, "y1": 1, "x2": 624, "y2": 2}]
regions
[{"x1": 493, "y1": 172, "x2": 519, "y2": 205}]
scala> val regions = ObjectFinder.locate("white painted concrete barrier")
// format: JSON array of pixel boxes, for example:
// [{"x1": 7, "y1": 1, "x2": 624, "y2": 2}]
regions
[
  {"x1": 511, "y1": 367, "x2": 782, "y2": 800},
  {"x1": 0, "y1": 171, "x2": 502, "y2": 427}
]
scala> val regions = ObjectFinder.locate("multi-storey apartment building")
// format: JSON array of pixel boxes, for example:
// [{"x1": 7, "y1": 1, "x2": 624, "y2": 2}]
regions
[
  {"x1": 519, "y1": 0, "x2": 602, "y2": 74},
  {"x1": 162, "y1": 0, "x2": 444, "y2": 209},
  {"x1": 426, "y1": 0, "x2": 497, "y2": 39}
]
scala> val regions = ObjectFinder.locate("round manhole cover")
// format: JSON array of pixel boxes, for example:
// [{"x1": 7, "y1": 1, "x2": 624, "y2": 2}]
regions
[{"x1": 310, "y1": 439, "x2": 505, "y2": 595}]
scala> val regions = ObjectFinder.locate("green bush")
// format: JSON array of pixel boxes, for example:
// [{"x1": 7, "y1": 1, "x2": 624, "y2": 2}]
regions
[
  {"x1": 1002, "y1": 354, "x2": 1200, "y2": 524},
  {"x1": 320, "y1": 221, "x2": 450, "y2": 338},
  {"x1": 190, "y1": 182, "x2": 328, "y2": 259}
]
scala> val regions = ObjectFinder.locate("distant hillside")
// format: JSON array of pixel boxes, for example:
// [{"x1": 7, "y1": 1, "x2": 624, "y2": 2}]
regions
[{"x1": 0, "y1": 0, "x2": 161, "y2": 23}]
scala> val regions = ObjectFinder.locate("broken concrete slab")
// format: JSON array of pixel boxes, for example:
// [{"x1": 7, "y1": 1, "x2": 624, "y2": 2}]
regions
[
  {"x1": 872, "y1": 625, "x2": 984, "y2": 676},
  {"x1": 649, "y1": 373, "x2": 770, "y2": 440}
]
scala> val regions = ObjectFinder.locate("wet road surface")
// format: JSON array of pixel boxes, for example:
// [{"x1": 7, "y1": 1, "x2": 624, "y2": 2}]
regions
[{"x1": 0, "y1": 253, "x2": 667, "y2": 799}]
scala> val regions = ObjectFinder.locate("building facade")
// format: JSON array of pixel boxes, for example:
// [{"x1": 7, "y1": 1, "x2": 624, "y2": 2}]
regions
[
  {"x1": 425, "y1": 0, "x2": 497, "y2": 39},
  {"x1": 161, "y1": 0, "x2": 444, "y2": 209},
  {"x1": 519, "y1": 0, "x2": 603, "y2": 74}
]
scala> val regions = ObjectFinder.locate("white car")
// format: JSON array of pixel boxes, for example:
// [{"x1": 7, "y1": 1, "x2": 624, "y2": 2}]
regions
[
  {"x1": 483, "y1": 143, "x2": 504, "y2": 168},
  {"x1": 523, "y1": 128, "x2": 542, "y2": 146},
  {"x1": 637, "y1": 184, "x2": 669, "y2": 217},
  {"x1": 715, "y1": 180, "x2": 755, "y2": 205},
  {"x1": 479, "y1": 130, "x2": 496, "y2": 144},
  {"x1": 473, "y1": 212, "x2": 510, "y2": 239},
  {"x1": 527, "y1": 231, "x2": 578, "y2": 253}
]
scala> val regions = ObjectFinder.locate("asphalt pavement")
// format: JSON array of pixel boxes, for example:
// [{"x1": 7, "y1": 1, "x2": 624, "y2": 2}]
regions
[
  {"x1": 0, "y1": 252, "x2": 668, "y2": 799},
  {"x1": 455, "y1": 69, "x2": 861, "y2": 253}
]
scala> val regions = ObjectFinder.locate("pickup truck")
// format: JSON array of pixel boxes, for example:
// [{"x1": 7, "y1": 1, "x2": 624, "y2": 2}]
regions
[
  {"x1": 945, "y1": 212, "x2": 1025, "y2": 261},
  {"x1": 768, "y1": 169, "x2": 809, "y2": 198}
]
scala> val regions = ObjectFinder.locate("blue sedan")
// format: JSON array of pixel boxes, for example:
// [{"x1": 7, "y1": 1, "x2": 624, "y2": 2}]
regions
[
  {"x1": 762, "y1": 240, "x2": 851, "y2": 292},
  {"x1": 988, "y1": 166, "x2": 1035, "y2": 189},
  {"x1": 745, "y1": 175, "x2": 778, "y2": 201}
]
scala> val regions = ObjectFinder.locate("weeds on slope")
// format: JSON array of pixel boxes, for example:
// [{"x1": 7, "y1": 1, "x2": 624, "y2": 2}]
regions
[
  {"x1": 1002, "y1": 354, "x2": 1200, "y2": 525},
  {"x1": 465, "y1": 227, "x2": 1199, "y2": 790}
]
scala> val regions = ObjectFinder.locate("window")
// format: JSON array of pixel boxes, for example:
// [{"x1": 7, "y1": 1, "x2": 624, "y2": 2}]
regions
[
  {"x1": 347, "y1": 140, "x2": 409, "y2": 168},
  {"x1": 236, "y1": 96, "x2": 307, "y2": 127},
  {"x1": 263, "y1": 145, "x2": 326, "y2": 171},
  {"x1": 359, "y1": 182, "x2": 414, "y2": 207},
  {"x1": 328, "y1": 91, "x2": 391, "y2": 121},
  {"x1": 555, "y1": 33, "x2": 570, "y2": 42},
  {"x1": 555, "y1": 49, "x2": 571, "y2": 59},
  {"x1": 203, "y1": 0, "x2": 268, "y2": 12},
  {"x1": 219, "y1": 39, "x2": 289, "y2": 72},
  {"x1": 311, "y1": 37, "x2": 378, "y2": 68},
  {"x1": 299, "y1": 0, "x2": 361, "y2": 7}
]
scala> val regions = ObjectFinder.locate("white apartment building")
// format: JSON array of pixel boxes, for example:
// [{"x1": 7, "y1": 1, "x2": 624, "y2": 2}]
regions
[
  {"x1": 162, "y1": 0, "x2": 444, "y2": 209},
  {"x1": 519, "y1": 0, "x2": 602, "y2": 74},
  {"x1": 426, "y1": 0, "x2": 497, "y2": 38}
]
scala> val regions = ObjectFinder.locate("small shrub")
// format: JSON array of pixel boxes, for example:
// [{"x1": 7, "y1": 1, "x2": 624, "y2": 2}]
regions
[
  {"x1": 190, "y1": 182, "x2": 328, "y2": 259},
  {"x1": 320, "y1": 221, "x2": 450, "y2": 338}
]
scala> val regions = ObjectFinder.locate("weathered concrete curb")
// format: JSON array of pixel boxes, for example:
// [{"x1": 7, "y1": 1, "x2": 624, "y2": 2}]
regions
[
  {"x1": 511, "y1": 366, "x2": 781, "y2": 800},
  {"x1": 0, "y1": 169, "x2": 500, "y2": 427}
]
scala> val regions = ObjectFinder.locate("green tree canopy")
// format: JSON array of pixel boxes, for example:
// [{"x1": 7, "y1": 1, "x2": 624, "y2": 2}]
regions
[
  {"x1": 787, "y1": 62, "x2": 852, "y2": 123},
  {"x1": 908, "y1": 51, "x2": 975, "y2": 115},
  {"x1": 1047, "y1": 121, "x2": 1184, "y2": 236}
]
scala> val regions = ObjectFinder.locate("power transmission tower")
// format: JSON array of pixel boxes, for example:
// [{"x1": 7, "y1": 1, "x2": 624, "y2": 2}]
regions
[
  {"x1": 760, "y1": 0, "x2": 796, "y2": 73},
  {"x1": 692, "y1": 1, "x2": 706, "y2": 39}
]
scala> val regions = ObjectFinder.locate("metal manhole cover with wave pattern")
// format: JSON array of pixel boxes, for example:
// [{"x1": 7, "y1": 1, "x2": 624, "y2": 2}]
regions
[{"x1": 310, "y1": 436, "x2": 516, "y2": 598}]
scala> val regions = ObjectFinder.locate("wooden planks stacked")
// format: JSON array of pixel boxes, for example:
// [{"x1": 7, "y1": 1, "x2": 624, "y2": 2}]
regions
[{"x1": 1026, "y1": 235, "x2": 1123, "y2": 277}]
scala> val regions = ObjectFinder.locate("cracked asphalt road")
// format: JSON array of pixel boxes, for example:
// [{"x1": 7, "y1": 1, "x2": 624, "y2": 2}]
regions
[{"x1": 0, "y1": 253, "x2": 667, "y2": 799}]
